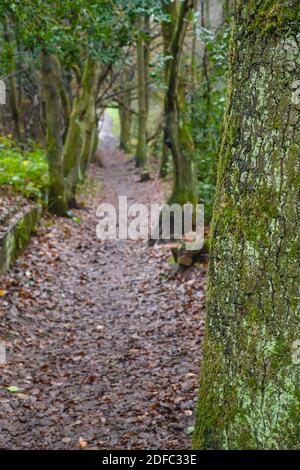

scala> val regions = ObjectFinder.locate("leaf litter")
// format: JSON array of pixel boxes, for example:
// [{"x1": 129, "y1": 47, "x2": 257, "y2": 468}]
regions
[{"x1": 0, "y1": 151, "x2": 206, "y2": 450}]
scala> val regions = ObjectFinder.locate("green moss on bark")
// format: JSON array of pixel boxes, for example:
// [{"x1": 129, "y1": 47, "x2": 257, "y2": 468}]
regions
[
  {"x1": 63, "y1": 57, "x2": 100, "y2": 200},
  {"x1": 193, "y1": 0, "x2": 300, "y2": 450},
  {"x1": 236, "y1": 0, "x2": 300, "y2": 37}
]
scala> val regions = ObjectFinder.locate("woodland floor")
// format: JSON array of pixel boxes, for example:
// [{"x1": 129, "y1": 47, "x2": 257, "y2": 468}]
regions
[{"x1": 0, "y1": 150, "x2": 206, "y2": 450}]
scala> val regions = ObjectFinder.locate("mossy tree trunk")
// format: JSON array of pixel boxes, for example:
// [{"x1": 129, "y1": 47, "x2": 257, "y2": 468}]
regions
[
  {"x1": 165, "y1": 0, "x2": 197, "y2": 205},
  {"x1": 119, "y1": 103, "x2": 132, "y2": 153},
  {"x1": 193, "y1": 0, "x2": 300, "y2": 450},
  {"x1": 41, "y1": 52, "x2": 68, "y2": 216},
  {"x1": 135, "y1": 15, "x2": 150, "y2": 179},
  {"x1": 50, "y1": 55, "x2": 71, "y2": 134},
  {"x1": 63, "y1": 57, "x2": 100, "y2": 202}
]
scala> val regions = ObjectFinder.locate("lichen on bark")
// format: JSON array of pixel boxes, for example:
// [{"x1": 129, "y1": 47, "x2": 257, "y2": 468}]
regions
[{"x1": 193, "y1": 0, "x2": 300, "y2": 450}]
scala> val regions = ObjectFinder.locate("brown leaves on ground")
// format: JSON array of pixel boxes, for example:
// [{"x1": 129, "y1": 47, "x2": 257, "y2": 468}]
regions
[{"x1": 0, "y1": 152, "x2": 206, "y2": 450}]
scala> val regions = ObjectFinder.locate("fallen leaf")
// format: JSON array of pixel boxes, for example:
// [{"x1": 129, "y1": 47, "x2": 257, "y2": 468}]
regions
[
  {"x1": 79, "y1": 437, "x2": 87, "y2": 449},
  {"x1": 7, "y1": 385, "x2": 21, "y2": 393},
  {"x1": 186, "y1": 426, "x2": 195, "y2": 435},
  {"x1": 17, "y1": 393, "x2": 29, "y2": 400},
  {"x1": 62, "y1": 437, "x2": 72, "y2": 444}
]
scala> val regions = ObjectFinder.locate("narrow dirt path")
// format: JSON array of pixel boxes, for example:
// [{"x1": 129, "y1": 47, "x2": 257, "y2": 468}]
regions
[{"x1": 0, "y1": 151, "x2": 206, "y2": 450}]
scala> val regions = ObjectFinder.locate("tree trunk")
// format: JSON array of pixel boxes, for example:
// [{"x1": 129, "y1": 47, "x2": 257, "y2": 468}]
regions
[
  {"x1": 135, "y1": 15, "x2": 150, "y2": 178},
  {"x1": 200, "y1": 0, "x2": 211, "y2": 130},
  {"x1": 63, "y1": 57, "x2": 100, "y2": 202},
  {"x1": 159, "y1": 0, "x2": 179, "y2": 179},
  {"x1": 3, "y1": 21, "x2": 22, "y2": 142},
  {"x1": 119, "y1": 105, "x2": 132, "y2": 153},
  {"x1": 165, "y1": 0, "x2": 197, "y2": 205},
  {"x1": 41, "y1": 52, "x2": 68, "y2": 216},
  {"x1": 193, "y1": 0, "x2": 300, "y2": 450},
  {"x1": 119, "y1": 68, "x2": 133, "y2": 153},
  {"x1": 223, "y1": 0, "x2": 234, "y2": 18},
  {"x1": 144, "y1": 16, "x2": 151, "y2": 117},
  {"x1": 50, "y1": 55, "x2": 71, "y2": 133}
]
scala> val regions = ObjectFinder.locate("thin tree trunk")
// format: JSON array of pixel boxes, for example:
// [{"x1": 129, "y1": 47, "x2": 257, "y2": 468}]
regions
[
  {"x1": 160, "y1": 0, "x2": 179, "y2": 178},
  {"x1": 190, "y1": 7, "x2": 197, "y2": 132},
  {"x1": 119, "y1": 68, "x2": 133, "y2": 153},
  {"x1": 165, "y1": 0, "x2": 197, "y2": 205},
  {"x1": 193, "y1": 0, "x2": 300, "y2": 450},
  {"x1": 144, "y1": 16, "x2": 150, "y2": 117},
  {"x1": 119, "y1": 105, "x2": 132, "y2": 153},
  {"x1": 3, "y1": 21, "x2": 22, "y2": 142},
  {"x1": 135, "y1": 15, "x2": 150, "y2": 179},
  {"x1": 200, "y1": 0, "x2": 211, "y2": 129}
]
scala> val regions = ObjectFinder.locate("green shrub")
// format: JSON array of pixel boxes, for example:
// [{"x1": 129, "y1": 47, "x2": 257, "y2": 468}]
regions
[{"x1": 0, "y1": 136, "x2": 49, "y2": 201}]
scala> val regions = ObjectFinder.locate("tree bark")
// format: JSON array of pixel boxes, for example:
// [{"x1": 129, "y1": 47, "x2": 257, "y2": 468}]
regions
[
  {"x1": 193, "y1": 0, "x2": 300, "y2": 450},
  {"x1": 41, "y1": 52, "x2": 68, "y2": 216},
  {"x1": 159, "y1": 0, "x2": 179, "y2": 178},
  {"x1": 165, "y1": 0, "x2": 197, "y2": 205},
  {"x1": 3, "y1": 21, "x2": 22, "y2": 142},
  {"x1": 63, "y1": 57, "x2": 100, "y2": 202},
  {"x1": 50, "y1": 55, "x2": 71, "y2": 132},
  {"x1": 135, "y1": 15, "x2": 150, "y2": 178},
  {"x1": 119, "y1": 68, "x2": 133, "y2": 153},
  {"x1": 119, "y1": 104, "x2": 132, "y2": 154}
]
